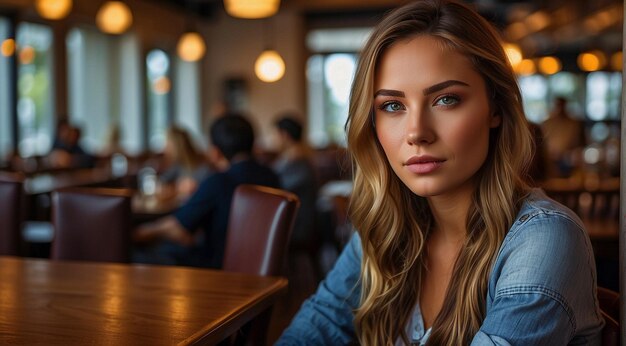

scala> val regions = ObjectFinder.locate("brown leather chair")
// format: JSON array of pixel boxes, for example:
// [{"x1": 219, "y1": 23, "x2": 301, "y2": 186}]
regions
[
  {"x1": 51, "y1": 187, "x2": 132, "y2": 263},
  {"x1": 601, "y1": 310, "x2": 619, "y2": 346},
  {"x1": 223, "y1": 184, "x2": 300, "y2": 276},
  {"x1": 0, "y1": 173, "x2": 24, "y2": 256},
  {"x1": 598, "y1": 286, "x2": 620, "y2": 322},
  {"x1": 598, "y1": 286, "x2": 620, "y2": 346},
  {"x1": 222, "y1": 184, "x2": 299, "y2": 346}
]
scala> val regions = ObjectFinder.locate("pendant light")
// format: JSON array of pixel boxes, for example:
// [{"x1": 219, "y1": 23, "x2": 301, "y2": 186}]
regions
[
  {"x1": 177, "y1": 32, "x2": 206, "y2": 62},
  {"x1": 254, "y1": 19, "x2": 285, "y2": 82},
  {"x1": 255, "y1": 50, "x2": 285, "y2": 82},
  {"x1": 224, "y1": 0, "x2": 280, "y2": 19},
  {"x1": 36, "y1": 0, "x2": 72, "y2": 20},
  {"x1": 537, "y1": 56, "x2": 561, "y2": 75},
  {"x1": 176, "y1": 2, "x2": 207, "y2": 62},
  {"x1": 96, "y1": 1, "x2": 133, "y2": 35},
  {"x1": 577, "y1": 50, "x2": 607, "y2": 72}
]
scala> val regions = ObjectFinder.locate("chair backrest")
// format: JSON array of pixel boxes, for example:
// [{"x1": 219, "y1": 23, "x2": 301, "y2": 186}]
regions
[
  {"x1": 598, "y1": 286, "x2": 620, "y2": 322},
  {"x1": 223, "y1": 184, "x2": 299, "y2": 276},
  {"x1": 0, "y1": 173, "x2": 24, "y2": 256},
  {"x1": 598, "y1": 286, "x2": 620, "y2": 346},
  {"x1": 601, "y1": 310, "x2": 620, "y2": 346},
  {"x1": 51, "y1": 187, "x2": 132, "y2": 263}
]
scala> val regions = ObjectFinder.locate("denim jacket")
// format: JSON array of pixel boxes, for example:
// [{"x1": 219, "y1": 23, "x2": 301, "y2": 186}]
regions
[{"x1": 276, "y1": 189, "x2": 604, "y2": 345}]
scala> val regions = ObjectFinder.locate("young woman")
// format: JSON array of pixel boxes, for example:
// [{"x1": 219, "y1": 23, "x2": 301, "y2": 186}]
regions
[
  {"x1": 277, "y1": 0, "x2": 603, "y2": 344},
  {"x1": 160, "y1": 126, "x2": 211, "y2": 198}
]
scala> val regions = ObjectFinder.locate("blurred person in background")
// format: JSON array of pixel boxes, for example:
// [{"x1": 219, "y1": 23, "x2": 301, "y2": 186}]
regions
[
  {"x1": 48, "y1": 122, "x2": 95, "y2": 169},
  {"x1": 540, "y1": 97, "x2": 584, "y2": 178},
  {"x1": 132, "y1": 114, "x2": 280, "y2": 268},
  {"x1": 159, "y1": 126, "x2": 212, "y2": 200},
  {"x1": 272, "y1": 115, "x2": 319, "y2": 252}
]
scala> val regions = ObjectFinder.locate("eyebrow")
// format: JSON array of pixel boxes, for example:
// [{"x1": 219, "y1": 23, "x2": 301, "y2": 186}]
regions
[
  {"x1": 422, "y1": 80, "x2": 469, "y2": 96},
  {"x1": 374, "y1": 89, "x2": 405, "y2": 98},
  {"x1": 374, "y1": 80, "x2": 470, "y2": 98}
]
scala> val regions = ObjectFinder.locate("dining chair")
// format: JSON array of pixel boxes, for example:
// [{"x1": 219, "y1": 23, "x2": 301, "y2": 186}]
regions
[
  {"x1": 223, "y1": 184, "x2": 300, "y2": 276},
  {"x1": 597, "y1": 286, "x2": 620, "y2": 346},
  {"x1": 598, "y1": 286, "x2": 620, "y2": 322},
  {"x1": 222, "y1": 184, "x2": 299, "y2": 346},
  {"x1": 0, "y1": 173, "x2": 24, "y2": 256},
  {"x1": 601, "y1": 310, "x2": 619, "y2": 346},
  {"x1": 51, "y1": 187, "x2": 132, "y2": 263}
]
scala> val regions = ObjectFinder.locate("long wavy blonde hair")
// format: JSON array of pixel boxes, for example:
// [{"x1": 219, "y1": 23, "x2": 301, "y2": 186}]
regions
[{"x1": 346, "y1": 0, "x2": 534, "y2": 344}]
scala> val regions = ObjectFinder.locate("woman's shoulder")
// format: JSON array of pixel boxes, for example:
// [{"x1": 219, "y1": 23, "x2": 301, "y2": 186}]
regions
[
  {"x1": 505, "y1": 188, "x2": 586, "y2": 243},
  {"x1": 492, "y1": 188, "x2": 595, "y2": 291}
]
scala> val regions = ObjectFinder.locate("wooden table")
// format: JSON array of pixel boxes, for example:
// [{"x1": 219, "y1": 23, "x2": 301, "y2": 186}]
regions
[
  {"x1": 132, "y1": 193, "x2": 183, "y2": 223},
  {"x1": 0, "y1": 257, "x2": 288, "y2": 345},
  {"x1": 23, "y1": 169, "x2": 118, "y2": 195}
]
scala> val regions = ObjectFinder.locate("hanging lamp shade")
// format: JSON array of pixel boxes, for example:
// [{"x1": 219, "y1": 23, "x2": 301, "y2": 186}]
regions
[
  {"x1": 96, "y1": 1, "x2": 133, "y2": 35},
  {"x1": 36, "y1": 0, "x2": 72, "y2": 20},
  {"x1": 255, "y1": 49, "x2": 285, "y2": 82},
  {"x1": 224, "y1": 0, "x2": 280, "y2": 19},
  {"x1": 538, "y1": 56, "x2": 561, "y2": 75},
  {"x1": 577, "y1": 50, "x2": 607, "y2": 72},
  {"x1": 177, "y1": 32, "x2": 206, "y2": 62}
]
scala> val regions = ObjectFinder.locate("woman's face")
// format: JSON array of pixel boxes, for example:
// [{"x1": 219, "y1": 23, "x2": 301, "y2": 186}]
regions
[{"x1": 374, "y1": 36, "x2": 501, "y2": 199}]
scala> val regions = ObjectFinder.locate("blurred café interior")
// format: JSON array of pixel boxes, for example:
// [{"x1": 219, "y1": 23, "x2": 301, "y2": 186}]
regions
[{"x1": 0, "y1": 0, "x2": 623, "y2": 344}]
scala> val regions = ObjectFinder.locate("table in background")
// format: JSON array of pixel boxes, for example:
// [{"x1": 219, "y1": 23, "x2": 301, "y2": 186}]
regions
[
  {"x1": 0, "y1": 256, "x2": 287, "y2": 345},
  {"x1": 21, "y1": 190, "x2": 181, "y2": 259},
  {"x1": 132, "y1": 192, "x2": 183, "y2": 223},
  {"x1": 541, "y1": 176, "x2": 620, "y2": 240}
]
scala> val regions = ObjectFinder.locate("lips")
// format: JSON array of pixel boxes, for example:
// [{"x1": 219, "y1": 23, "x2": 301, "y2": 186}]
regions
[{"x1": 403, "y1": 155, "x2": 446, "y2": 174}]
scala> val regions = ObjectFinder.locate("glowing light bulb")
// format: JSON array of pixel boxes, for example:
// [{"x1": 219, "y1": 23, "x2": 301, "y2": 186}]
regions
[
  {"x1": 224, "y1": 0, "x2": 280, "y2": 19},
  {"x1": 255, "y1": 50, "x2": 285, "y2": 82},
  {"x1": 177, "y1": 32, "x2": 206, "y2": 62},
  {"x1": 36, "y1": 0, "x2": 72, "y2": 20},
  {"x1": 96, "y1": 1, "x2": 133, "y2": 35}
]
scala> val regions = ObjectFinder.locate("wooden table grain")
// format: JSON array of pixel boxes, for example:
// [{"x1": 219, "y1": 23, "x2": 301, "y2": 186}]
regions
[{"x1": 0, "y1": 256, "x2": 287, "y2": 345}]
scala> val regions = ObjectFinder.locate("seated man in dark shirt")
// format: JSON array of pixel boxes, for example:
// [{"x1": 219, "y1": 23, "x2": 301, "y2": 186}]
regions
[{"x1": 133, "y1": 114, "x2": 280, "y2": 268}]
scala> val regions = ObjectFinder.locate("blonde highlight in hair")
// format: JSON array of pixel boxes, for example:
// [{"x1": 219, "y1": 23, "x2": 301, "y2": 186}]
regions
[
  {"x1": 346, "y1": 0, "x2": 533, "y2": 344},
  {"x1": 166, "y1": 126, "x2": 205, "y2": 171}
]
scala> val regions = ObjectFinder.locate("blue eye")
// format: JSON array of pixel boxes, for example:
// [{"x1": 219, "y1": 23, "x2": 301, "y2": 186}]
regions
[
  {"x1": 379, "y1": 101, "x2": 405, "y2": 112},
  {"x1": 434, "y1": 95, "x2": 459, "y2": 106}
]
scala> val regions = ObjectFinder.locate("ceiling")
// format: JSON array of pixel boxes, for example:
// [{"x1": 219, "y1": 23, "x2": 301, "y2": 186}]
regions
[{"x1": 156, "y1": 0, "x2": 624, "y2": 61}]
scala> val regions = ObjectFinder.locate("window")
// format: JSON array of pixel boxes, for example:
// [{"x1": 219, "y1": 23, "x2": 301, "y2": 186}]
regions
[
  {"x1": 67, "y1": 27, "x2": 112, "y2": 154},
  {"x1": 519, "y1": 75, "x2": 549, "y2": 123},
  {"x1": 548, "y1": 72, "x2": 585, "y2": 119},
  {"x1": 307, "y1": 53, "x2": 357, "y2": 147},
  {"x1": 0, "y1": 17, "x2": 13, "y2": 160},
  {"x1": 174, "y1": 58, "x2": 204, "y2": 148},
  {"x1": 586, "y1": 72, "x2": 622, "y2": 121},
  {"x1": 146, "y1": 49, "x2": 172, "y2": 152},
  {"x1": 16, "y1": 22, "x2": 53, "y2": 157},
  {"x1": 67, "y1": 28, "x2": 143, "y2": 155},
  {"x1": 306, "y1": 28, "x2": 371, "y2": 148},
  {"x1": 519, "y1": 72, "x2": 586, "y2": 123}
]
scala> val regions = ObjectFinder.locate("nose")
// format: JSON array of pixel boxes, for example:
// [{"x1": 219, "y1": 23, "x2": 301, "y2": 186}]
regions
[{"x1": 406, "y1": 108, "x2": 435, "y2": 145}]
